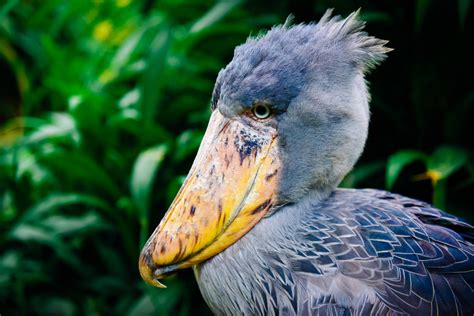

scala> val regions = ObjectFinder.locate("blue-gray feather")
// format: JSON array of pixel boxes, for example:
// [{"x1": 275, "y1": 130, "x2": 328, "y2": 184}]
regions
[
  {"x1": 196, "y1": 189, "x2": 474, "y2": 315},
  {"x1": 212, "y1": 9, "x2": 390, "y2": 115}
]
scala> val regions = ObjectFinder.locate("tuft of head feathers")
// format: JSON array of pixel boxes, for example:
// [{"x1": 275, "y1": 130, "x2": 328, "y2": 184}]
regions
[
  {"x1": 212, "y1": 9, "x2": 391, "y2": 112},
  {"x1": 312, "y1": 8, "x2": 392, "y2": 72},
  {"x1": 247, "y1": 8, "x2": 392, "y2": 74}
]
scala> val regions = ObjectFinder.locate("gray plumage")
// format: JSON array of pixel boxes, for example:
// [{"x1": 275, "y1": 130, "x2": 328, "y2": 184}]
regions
[
  {"x1": 194, "y1": 9, "x2": 474, "y2": 315},
  {"x1": 195, "y1": 189, "x2": 474, "y2": 315}
]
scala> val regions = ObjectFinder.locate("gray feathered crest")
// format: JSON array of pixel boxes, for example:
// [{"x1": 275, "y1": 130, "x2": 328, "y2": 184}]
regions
[
  {"x1": 241, "y1": 9, "x2": 392, "y2": 74},
  {"x1": 213, "y1": 9, "x2": 391, "y2": 110},
  {"x1": 312, "y1": 9, "x2": 392, "y2": 72}
]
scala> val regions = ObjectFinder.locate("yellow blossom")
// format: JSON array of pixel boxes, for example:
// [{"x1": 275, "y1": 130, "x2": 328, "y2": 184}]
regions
[
  {"x1": 413, "y1": 169, "x2": 442, "y2": 185},
  {"x1": 93, "y1": 20, "x2": 113, "y2": 42},
  {"x1": 99, "y1": 69, "x2": 117, "y2": 84},
  {"x1": 116, "y1": 0, "x2": 131, "y2": 8},
  {"x1": 425, "y1": 169, "x2": 442, "y2": 185}
]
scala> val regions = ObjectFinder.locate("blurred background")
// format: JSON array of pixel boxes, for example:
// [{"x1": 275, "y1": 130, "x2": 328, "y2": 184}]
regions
[{"x1": 1, "y1": 0, "x2": 473, "y2": 315}]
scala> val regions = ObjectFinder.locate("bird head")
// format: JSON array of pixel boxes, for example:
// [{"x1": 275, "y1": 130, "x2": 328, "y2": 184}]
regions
[{"x1": 139, "y1": 9, "x2": 391, "y2": 287}]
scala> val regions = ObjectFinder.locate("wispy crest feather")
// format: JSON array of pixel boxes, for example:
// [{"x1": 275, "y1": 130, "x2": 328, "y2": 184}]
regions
[
  {"x1": 213, "y1": 9, "x2": 391, "y2": 113},
  {"x1": 313, "y1": 9, "x2": 392, "y2": 72}
]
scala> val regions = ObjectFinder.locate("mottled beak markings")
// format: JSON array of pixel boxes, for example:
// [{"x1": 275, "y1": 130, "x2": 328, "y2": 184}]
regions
[{"x1": 139, "y1": 110, "x2": 281, "y2": 287}]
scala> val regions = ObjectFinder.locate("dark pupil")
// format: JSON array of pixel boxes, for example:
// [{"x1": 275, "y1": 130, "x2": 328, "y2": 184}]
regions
[{"x1": 255, "y1": 105, "x2": 268, "y2": 117}]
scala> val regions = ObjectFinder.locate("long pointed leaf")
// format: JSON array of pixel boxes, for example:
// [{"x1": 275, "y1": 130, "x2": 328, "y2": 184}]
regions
[
  {"x1": 140, "y1": 28, "x2": 170, "y2": 126},
  {"x1": 130, "y1": 144, "x2": 167, "y2": 246},
  {"x1": 19, "y1": 193, "x2": 110, "y2": 222},
  {"x1": 427, "y1": 146, "x2": 468, "y2": 180},
  {"x1": 37, "y1": 151, "x2": 121, "y2": 197},
  {"x1": 458, "y1": 0, "x2": 472, "y2": 26},
  {"x1": 189, "y1": 0, "x2": 242, "y2": 34},
  {"x1": 386, "y1": 150, "x2": 427, "y2": 190}
]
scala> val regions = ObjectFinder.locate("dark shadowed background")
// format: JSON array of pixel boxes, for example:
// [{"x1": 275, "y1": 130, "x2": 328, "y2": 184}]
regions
[{"x1": 1, "y1": 0, "x2": 473, "y2": 315}]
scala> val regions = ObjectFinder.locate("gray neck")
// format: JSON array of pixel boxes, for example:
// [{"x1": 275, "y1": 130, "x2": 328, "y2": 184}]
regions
[{"x1": 267, "y1": 187, "x2": 332, "y2": 221}]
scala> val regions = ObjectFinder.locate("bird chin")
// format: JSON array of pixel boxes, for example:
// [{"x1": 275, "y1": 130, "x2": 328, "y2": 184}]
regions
[{"x1": 139, "y1": 110, "x2": 281, "y2": 288}]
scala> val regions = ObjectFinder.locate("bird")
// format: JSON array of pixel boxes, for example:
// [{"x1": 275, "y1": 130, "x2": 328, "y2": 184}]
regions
[{"x1": 139, "y1": 10, "x2": 474, "y2": 315}]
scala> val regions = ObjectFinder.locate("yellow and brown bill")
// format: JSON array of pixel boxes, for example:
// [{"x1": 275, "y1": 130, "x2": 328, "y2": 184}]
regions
[{"x1": 139, "y1": 110, "x2": 281, "y2": 288}]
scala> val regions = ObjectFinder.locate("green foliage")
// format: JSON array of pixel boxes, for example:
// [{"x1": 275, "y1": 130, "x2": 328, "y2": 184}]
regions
[
  {"x1": 385, "y1": 146, "x2": 469, "y2": 209},
  {"x1": 131, "y1": 144, "x2": 167, "y2": 246},
  {"x1": 458, "y1": 0, "x2": 472, "y2": 26},
  {"x1": 0, "y1": 0, "x2": 272, "y2": 314},
  {"x1": 386, "y1": 150, "x2": 427, "y2": 190},
  {"x1": 0, "y1": 0, "x2": 473, "y2": 315}
]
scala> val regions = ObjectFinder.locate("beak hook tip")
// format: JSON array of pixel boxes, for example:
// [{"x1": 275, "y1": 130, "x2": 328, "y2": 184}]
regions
[{"x1": 153, "y1": 279, "x2": 167, "y2": 288}]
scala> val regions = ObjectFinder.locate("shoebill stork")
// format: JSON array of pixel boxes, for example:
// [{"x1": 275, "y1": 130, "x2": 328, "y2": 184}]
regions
[{"x1": 139, "y1": 10, "x2": 474, "y2": 315}]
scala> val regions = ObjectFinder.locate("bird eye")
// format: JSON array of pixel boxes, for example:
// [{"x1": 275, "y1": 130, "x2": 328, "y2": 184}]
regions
[{"x1": 251, "y1": 104, "x2": 272, "y2": 120}]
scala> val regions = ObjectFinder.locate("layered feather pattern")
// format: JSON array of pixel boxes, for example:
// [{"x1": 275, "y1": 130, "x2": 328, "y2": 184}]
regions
[{"x1": 197, "y1": 189, "x2": 474, "y2": 315}]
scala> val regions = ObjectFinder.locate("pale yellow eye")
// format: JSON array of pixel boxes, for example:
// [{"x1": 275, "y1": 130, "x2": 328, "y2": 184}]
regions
[{"x1": 252, "y1": 104, "x2": 272, "y2": 119}]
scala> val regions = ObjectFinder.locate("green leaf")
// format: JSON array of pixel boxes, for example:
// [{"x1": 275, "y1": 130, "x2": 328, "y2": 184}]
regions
[
  {"x1": 415, "y1": 0, "x2": 430, "y2": 33},
  {"x1": 10, "y1": 223, "x2": 54, "y2": 242},
  {"x1": 88, "y1": 275, "x2": 128, "y2": 294},
  {"x1": 21, "y1": 113, "x2": 80, "y2": 146},
  {"x1": 38, "y1": 297, "x2": 77, "y2": 316},
  {"x1": 127, "y1": 294, "x2": 157, "y2": 316},
  {"x1": 458, "y1": 0, "x2": 472, "y2": 26},
  {"x1": 145, "y1": 278, "x2": 186, "y2": 316},
  {"x1": 386, "y1": 150, "x2": 427, "y2": 190},
  {"x1": 0, "y1": 250, "x2": 20, "y2": 272},
  {"x1": 130, "y1": 144, "x2": 167, "y2": 245},
  {"x1": 119, "y1": 89, "x2": 141, "y2": 109},
  {"x1": 340, "y1": 161, "x2": 385, "y2": 188},
  {"x1": 40, "y1": 212, "x2": 108, "y2": 236},
  {"x1": 8, "y1": 224, "x2": 81, "y2": 268},
  {"x1": 433, "y1": 178, "x2": 447, "y2": 209},
  {"x1": 94, "y1": 242, "x2": 129, "y2": 281},
  {"x1": 131, "y1": 144, "x2": 167, "y2": 214},
  {"x1": 189, "y1": 0, "x2": 242, "y2": 34},
  {"x1": 37, "y1": 150, "x2": 121, "y2": 197},
  {"x1": 19, "y1": 193, "x2": 110, "y2": 223},
  {"x1": 140, "y1": 27, "x2": 170, "y2": 126},
  {"x1": 0, "y1": 191, "x2": 16, "y2": 223},
  {"x1": 0, "y1": 0, "x2": 19, "y2": 21},
  {"x1": 15, "y1": 148, "x2": 51, "y2": 186},
  {"x1": 427, "y1": 146, "x2": 468, "y2": 180},
  {"x1": 106, "y1": 15, "x2": 166, "y2": 82},
  {"x1": 359, "y1": 11, "x2": 392, "y2": 23},
  {"x1": 110, "y1": 27, "x2": 148, "y2": 71}
]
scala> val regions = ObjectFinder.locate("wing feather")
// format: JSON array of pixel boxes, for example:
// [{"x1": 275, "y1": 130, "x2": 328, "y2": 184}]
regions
[{"x1": 294, "y1": 189, "x2": 474, "y2": 315}]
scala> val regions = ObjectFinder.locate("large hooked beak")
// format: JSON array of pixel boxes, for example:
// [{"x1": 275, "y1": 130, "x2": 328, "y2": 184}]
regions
[{"x1": 139, "y1": 110, "x2": 280, "y2": 287}]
